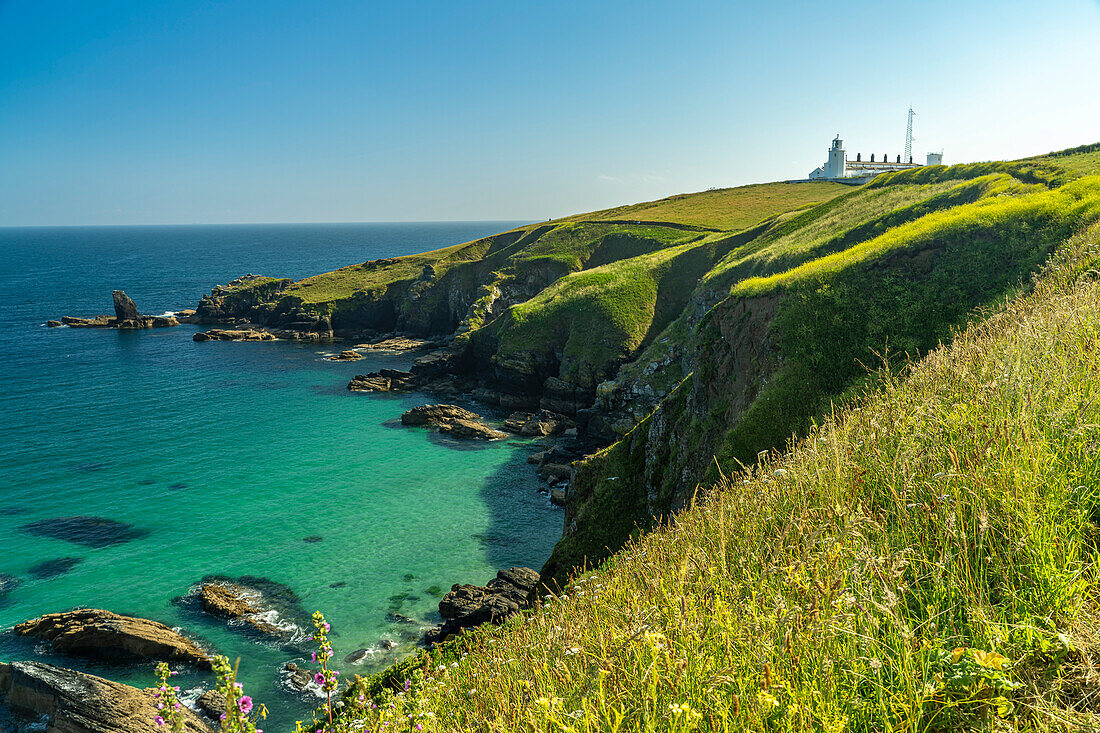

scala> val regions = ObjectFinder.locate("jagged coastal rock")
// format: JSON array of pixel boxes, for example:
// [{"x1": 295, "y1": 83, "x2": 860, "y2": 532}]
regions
[
  {"x1": 401, "y1": 404, "x2": 481, "y2": 426},
  {"x1": 348, "y1": 369, "x2": 415, "y2": 392},
  {"x1": 192, "y1": 576, "x2": 305, "y2": 638},
  {"x1": 58, "y1": 291, "x2": 178, "y2": 330},
  {"x1": 14, "y1": 609, "x2": 212, "y2": 668},
  {"x1": 195, "y1": 689, "x2": 227, "y2": 722},
  {"x1": 357, "y1": 336, "x2": 435, "y2": 351},
  {"x1": 112, "y1": 290, "x2": 139, "y2": 321},
  {"x1": 401, "y1": 404, "x2": 508, "y2": 440},
  {"x1": 423, "y1": 567, "x2": 539, "y2": 644},
  {"x1": 501, "y1": 409, "x2": 574, "y2": 436},
  {"x1": 0, "y1": 661, "x2": 214, "y2": 733},
  {"x1": 329, "y1": 349, "x2": 363, "y2": 360},
  {"x1": 192, "y1": 328, "x2": 276, "y2": 342},
  {"x1": 199, "y1": 583, "x2": 282, "y2": 635}
]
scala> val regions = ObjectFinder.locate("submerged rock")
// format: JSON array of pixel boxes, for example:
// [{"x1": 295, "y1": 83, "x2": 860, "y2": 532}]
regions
[
  {"x1": 15, "y1": 609, "x2": 212, "y2": 668},
  {"x1": 19, "y1": 516, "x2": 149, "y2": 548},
  {"x1": 423, "y1": 567, "x2": 540, "y2": 644},
  {"x1": 0, "y1": 660, "x2": 214, "y2": 733},
  {"x1": 0, "y1": 574, "x2": 20, "y2": 605},
  {"x1": 27, "y1": 557, "x2": 83, "y2": 579}
]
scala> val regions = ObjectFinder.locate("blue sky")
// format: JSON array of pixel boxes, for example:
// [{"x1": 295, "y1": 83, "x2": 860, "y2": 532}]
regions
[{"x1": 2, "y1": 0, "x2": 1099, "y2": 225}]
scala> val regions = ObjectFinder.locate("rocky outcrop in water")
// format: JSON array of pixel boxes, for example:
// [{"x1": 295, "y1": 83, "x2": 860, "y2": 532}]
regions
[
  {"x1": 401, "y1": 404, "x2": 507, "y2": 440},
  {"x1": 192, "y1": 576, "x2": 304, "y2": 638},
  {"x1": 348, "y1": 369, "x2": 415, "y2": 392},
  {"x1": 357, "y1": 336, "x2": 436, "y2": 351},
  {"x1": 192, "y1": 328, "x2": 275, "y2": 342},
  {"x1": 502, "y1": 409, "x2": 574, "y2": 436},
  {"x1": 195, "y1": 689, "x2": 226, "y2": 722},
  {"x1": 438, "y1": 419, "x2": 508, "y2": 440},
  {"x1": 199, "y1": 583, "x2": 281, "y2": 636},
  {"x1": 328, "y1": 349, "x2": 363, "y2": 361},
  {"x1": 112, "y1": 291, "x2": 139, "y2": 322},
  {"x1": 423, "y1": 567, "x2": 539, "y2": 644},
  {"x1": 0, "y1": 661, "x2": 214, "y2": 733},
  {"x1": 58, "y1": 292, "x2": 178, "y2": 330},
  {"x1": 14, "y1": 609, "x2": 212, "y2": 669}
]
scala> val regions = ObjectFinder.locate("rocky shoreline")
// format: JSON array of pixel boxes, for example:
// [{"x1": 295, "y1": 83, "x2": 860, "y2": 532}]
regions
[
  {"x1": 0, "y1": 562, "x2": 544, "y2": 732},
  {"x1": 23, "y1": 282, "x2": 594, "y2": 730}
]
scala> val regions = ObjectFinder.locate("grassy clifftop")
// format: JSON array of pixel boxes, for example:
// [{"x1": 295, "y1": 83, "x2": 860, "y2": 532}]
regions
[
  {"x1": 548, "y1": 162, "x2": 1100, "y2": 584},
  {"x1": 555, "y1": 180, "x2": 851, "y2": 230},
  {"x1": 341, "y1": 222, "x2": 1100, "y2": 731}
]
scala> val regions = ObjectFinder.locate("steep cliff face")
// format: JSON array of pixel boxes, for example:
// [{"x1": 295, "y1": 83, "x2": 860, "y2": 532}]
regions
[{"x1": 541, "y1": 169, "x2": 1100, "y2": 585}]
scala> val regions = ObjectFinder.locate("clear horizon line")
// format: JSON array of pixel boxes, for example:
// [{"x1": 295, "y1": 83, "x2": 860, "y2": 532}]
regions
[{"x1": 0, "y1": 218, "x2": 542, "y2": 229}]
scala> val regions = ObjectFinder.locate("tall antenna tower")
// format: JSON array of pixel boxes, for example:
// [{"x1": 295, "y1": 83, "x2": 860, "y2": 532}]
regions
[{"x1": 904, "y1": 107, "x2": 915, "y2": 163}]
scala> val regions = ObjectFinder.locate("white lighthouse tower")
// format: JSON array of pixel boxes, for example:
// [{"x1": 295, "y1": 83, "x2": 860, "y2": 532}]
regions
[{"x1": 825, "y1": 135, "x2": 847, "y2": 178}]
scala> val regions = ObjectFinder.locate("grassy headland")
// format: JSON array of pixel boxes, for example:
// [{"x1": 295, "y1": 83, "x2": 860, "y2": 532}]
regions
[
  {"x1": 180, "y1": 145, "x2": 1100, "y2": 732},
  {"x1": 339, "y1": 220, "x2": 1100, "y2": 732}
]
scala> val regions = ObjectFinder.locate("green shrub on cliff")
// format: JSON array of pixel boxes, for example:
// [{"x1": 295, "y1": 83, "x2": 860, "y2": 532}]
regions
[{"x1": 336, "y1": 222, "x2": 1100, "y2": 731}]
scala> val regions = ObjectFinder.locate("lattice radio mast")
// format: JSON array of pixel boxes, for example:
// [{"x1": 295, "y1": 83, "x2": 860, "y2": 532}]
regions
[{"x1": 904, "y1": 107, "x2": 915, "y2": 163}]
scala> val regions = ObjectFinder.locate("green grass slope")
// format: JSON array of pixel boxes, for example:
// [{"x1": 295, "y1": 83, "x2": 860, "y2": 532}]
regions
[
  {"x1": 547, "y1": 164, "x2": 1100, "y2": 585},
  {"x1": 201, "y1": 181, "x2": 851, "y2": 344},
  {"x1": 556, "y1": 181, "x2": 851, "y2": 231},
  {"x1": 339, "y1": 222, "x2": 1100, "y2": 732},
  {"x1": 1026, "y1": 142, "x2": 1100, "y2": 176}
]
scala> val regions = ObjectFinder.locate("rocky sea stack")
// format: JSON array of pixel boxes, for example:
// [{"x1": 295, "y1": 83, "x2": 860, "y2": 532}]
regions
[{"x1": 59, "y1": 290, "x2": 178, "y2": 330}]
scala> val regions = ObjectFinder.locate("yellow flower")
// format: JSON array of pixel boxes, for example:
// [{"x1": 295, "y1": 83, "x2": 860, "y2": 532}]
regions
[
  {"x1": 669, "y1": 702, "x2": 702, "y2": 720},
  {"x1": 756, "y1": 691, "x2": 780, "y2": 712},
  {"x1": 972, "y1": 650, "x2": 1010, "y2": 670},
  {"x1": 950, "y1": 647, "x2": 967, "y2": 664}
]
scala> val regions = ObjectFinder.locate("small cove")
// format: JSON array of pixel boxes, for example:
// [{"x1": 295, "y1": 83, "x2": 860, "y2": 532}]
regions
[{"x1": 0, "y1": 222, "x2": 558, "y2": 726}]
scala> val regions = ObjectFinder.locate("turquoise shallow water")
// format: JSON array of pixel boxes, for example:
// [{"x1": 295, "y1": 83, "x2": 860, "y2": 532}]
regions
[{"x1": 0, "y1": 223, "x2": 558, "y2": 727}]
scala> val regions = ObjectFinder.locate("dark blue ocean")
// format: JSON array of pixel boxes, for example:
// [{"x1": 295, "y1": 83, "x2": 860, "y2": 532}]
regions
[{"x1": 0, "y1": 222, "x2": 559, "y2": 727}]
